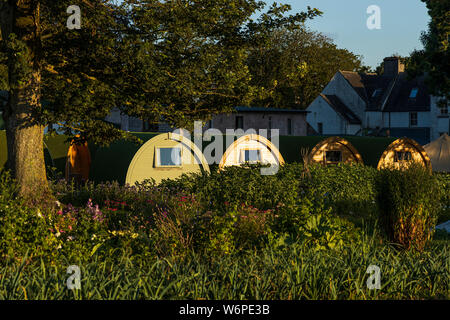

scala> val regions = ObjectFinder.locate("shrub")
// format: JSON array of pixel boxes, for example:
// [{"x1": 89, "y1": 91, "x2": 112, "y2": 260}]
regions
[
  {"x1": 434, "y1": 173, "x2": 450, "y2": 224},
  {"x1": 297, "y1": 214, "x2": 360, "y2": 251},
  {"x1": 0, "y1": 173, "x2": 61, "y2": 263},
  {"x1": 376, "y1": 164, "x2": 441, "y2": 251}
]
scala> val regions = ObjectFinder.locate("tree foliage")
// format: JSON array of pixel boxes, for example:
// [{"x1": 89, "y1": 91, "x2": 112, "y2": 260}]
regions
[
  {"x1": 1, "y1": 1, "x2": 322, "y2": 145},
  {"x1": 409, "y1": 0, "x2": 449, "y2": 101},
  {"x1": 246, "y1": 27, "x2": 368, "y2": 109}
]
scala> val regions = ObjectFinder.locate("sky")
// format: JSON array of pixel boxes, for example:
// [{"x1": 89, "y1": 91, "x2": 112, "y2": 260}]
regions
[
  {"x1": 115, "y1": 0, "x2": 431, "y2": 70},
  {"x1": 275, "y1": 0, "x2": 431, "y2": 69}
]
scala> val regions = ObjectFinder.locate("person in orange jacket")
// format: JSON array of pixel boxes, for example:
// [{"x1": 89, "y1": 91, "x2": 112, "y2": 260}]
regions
[{"x1": 66, "y1": 135, "x2": 91, "y2": 184}]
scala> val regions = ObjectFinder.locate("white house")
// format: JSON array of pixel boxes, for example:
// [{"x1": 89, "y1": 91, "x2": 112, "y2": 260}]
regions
[{"x1": 306, "y1": 57, "x2": 449, "y2": 145}]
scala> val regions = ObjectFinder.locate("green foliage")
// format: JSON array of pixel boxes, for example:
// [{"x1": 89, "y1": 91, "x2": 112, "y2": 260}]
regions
[
  {"x1": 0, "y1": 173, "x2": 60, "y2": 262},
  {"x1": 0, "y1": 1, "x2": 322, "y2": 145},
  {"x1": 0, "y1": 237, "x2": 448, "y2": 300},
  {"x1": 376, "y1": 165, "x2": 441, "y2": 251},
  {"x1": 408, "y1": 0, "x2": 450, "y2": 100},
  {"x1": 297, "y1": 214, "x2": 360, "y2": 252},
  {"x1": 247, "y1": 27, "x2": 368, "y2": 109},
  {"x1": 0, "y1": 167, "x2": 449, "y2": 299},
  {"x1": 435, "y1": 173, "x2": 450, "y2": 224}
]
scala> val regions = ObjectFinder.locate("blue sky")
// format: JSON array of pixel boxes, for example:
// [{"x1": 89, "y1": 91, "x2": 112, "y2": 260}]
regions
[{"x1": 275, "y1": 0, "x2": 430, "y2": 69}]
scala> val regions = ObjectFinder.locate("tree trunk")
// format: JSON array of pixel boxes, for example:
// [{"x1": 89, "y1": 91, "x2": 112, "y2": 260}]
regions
[{"x1": 1, "y1": 1, "x2": 49, "y2": 200}]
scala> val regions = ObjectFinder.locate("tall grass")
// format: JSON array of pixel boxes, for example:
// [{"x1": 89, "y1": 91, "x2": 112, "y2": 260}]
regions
[{"x1": 1, "y1": 234, "x2": 448, "y2": 300}]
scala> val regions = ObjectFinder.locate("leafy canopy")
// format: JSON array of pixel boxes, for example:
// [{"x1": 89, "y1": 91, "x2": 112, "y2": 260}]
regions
[
  {"x1": 246, "y1": 27, "x2": 368, "y2": 109},
  {"x1": 409, "y1": 0, "x2": 449, "y2": 102},
  {"x1": 0, "y1": 0, "x2": 321, "y2": 144}
]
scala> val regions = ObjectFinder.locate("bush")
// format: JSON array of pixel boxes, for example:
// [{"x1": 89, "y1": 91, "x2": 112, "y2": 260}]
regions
[
  {"x1": 0, "y1": 172, "x2": 61, "y2": 263},
  {"x1": 376, "y1": 164, "x2": 441, "y2": 251},
  {"x1": 297, "y1": 214, "x2": 361, "y2": 251},
  {"x1": 434, "y1": 173, "x2": 450, "y2": 224}
]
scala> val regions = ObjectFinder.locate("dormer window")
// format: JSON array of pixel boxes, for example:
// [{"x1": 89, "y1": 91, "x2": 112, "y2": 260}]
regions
[
  {"x1": 409, "y1": 88, "x2": 419, "y2": 99},
  {"x1": 372, "y1": 89, "x2": 382, "y2": 98}
]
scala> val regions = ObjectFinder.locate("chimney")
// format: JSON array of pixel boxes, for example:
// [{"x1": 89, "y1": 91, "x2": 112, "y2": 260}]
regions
[{"x1": 383, "y1": 57, "x2": 405, "y2": 76}]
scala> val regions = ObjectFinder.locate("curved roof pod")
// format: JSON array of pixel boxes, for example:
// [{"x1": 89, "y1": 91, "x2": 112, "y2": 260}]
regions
[
  {"x1": 278, "y1": 135, "x2": 396, "y2": 166},
  {"x1": 308, "y1": 136, "x2": 363, "y2": 165},
  {"x1": 278, "y1": 136, "x2": 328, "y2": 163},
  {"x1": 377, "y1": 137, "x2": 432, "y2": 170},
  {"x1": 424, "y1": 133, "x2": 450, "y2": 173},
  {"x1": 126, "y1": 133, "x2": 210, "y2": 185},
  {"x1": 218, "y1": 134, "x2": 285, "y2": 169}
]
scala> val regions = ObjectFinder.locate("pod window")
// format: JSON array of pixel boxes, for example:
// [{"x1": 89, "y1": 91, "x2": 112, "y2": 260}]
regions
[
  {"x1": 156, "y1": 147, "x2": 182, "y2": 167},
  {"x1": 241, "y1": 149, "x2": 261, "y2": 163},
  {"x1": 394, "y1": 151, "x2": 412, "y2": 162},
  {"x1": 325, "y1": 150, "x2": 342, "y2": 163}
]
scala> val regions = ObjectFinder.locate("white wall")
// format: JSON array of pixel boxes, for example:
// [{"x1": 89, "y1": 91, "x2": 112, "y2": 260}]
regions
[
  {"x1": 429, "y1": 95, "x2": 450, "y2": 140},
  {"x1": 388, "y1": 112, "x2": 429, "y2": 128},
  {"x1": 322, "y1": 72, "x2": 366, "y2": 124},
  {"x1": 307, "y1": 96, "x2": 349, "y2": 135},
  {"x1": 366, "y1": 111, "x2": 383, "y2": 129}
]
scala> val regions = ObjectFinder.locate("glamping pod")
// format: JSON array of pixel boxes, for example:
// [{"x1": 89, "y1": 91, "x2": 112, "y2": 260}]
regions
[
  {"x1": 219, "y1": 134, "x2": 285, "y2": 169},
  {"x1": 278, "y1": 135, "x2": 396, "y2": 167},
  {"x1": 376, "y1": 137, "x2": 431, "y2": 170},
  {"x1": 90, "y1": 132, "x2": 210, "y2": 185},
  {"x1": 423, "y1": 133, "x2": 450, "y2": 172},
  {"x1": 126, "y1": 133, "x2": 210, "y2": 185},
  {"x1": 278, "y1": 136, "x2": 327, "y2": 163},
  {"x1": 307, "y1": 137, "x2": 363, "y2": 165}
]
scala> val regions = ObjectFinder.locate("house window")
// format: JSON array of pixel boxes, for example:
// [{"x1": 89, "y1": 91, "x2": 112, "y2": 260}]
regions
[
  {"x1": 409, "y1": 88, "x2": 419, "y2": 99},
  {"x1": 156, "y1": 147, "x2": 182, "y2": 167},
  {"x1": 394, "y1": 151, "x2": 412, "y2": 162},
  {"x1": 318, "y1": 122, "x2": 323, "y2": 134},
  {"x1": 241, "y1": 149, "x2": 261, "y2": 163},
  {"x1": 287, "y1": 118, "x2": 292, "y2": 135},
  {"x1": 409, "y1": 112, "x2": 418, "y2": 127},
  {"x1": 438, "y1": 100, "x2": 448, "y2": 115},
  {"x1": 235, "y1": 116, "x2": 243, "y2": 129},
  {"x1": 325, "y1": 151, "x2": 342, "y2": 163}
]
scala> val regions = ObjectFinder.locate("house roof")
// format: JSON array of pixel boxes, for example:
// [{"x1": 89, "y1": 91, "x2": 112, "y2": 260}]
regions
[
  {"x1": 339, "y1": 69, "x2": 431, "y2": 112},
  {"x1": 235, "y1": 106, "x2": 308, "y2": 114},
  {"x1": 383, "y1": 74, "x2": 430, "y2": 112},
  {"x1": 339, "y1": 71, "x2": 370, "y2": 103},
  {"x1": 320, "y1": 94, "x2": 361, "y2": 124}
]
